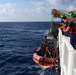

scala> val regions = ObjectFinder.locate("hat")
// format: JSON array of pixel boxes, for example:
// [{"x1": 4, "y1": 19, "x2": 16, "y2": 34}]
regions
[
  {"x1": 61, "y1": 14, "x2": 66, "y2": 19},
  {"x1": 69, "y1": 12, "x2": 76, "y2": 18}
]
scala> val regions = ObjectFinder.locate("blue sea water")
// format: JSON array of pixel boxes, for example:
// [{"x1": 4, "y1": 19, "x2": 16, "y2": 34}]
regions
[{"x1": 0, "y1": 22, "x2": 51, "y2": 75}]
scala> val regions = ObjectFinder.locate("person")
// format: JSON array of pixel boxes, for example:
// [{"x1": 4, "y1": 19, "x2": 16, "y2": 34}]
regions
[
  {"x1": 60, "y1": 14, "x2": 69, "y2": 36},
  {"x1": 44, "y1": 35, "x2": 48, "y2": 42},
  {"x1": 63, "y1": 12, "x2": 76, "y2": 48}
]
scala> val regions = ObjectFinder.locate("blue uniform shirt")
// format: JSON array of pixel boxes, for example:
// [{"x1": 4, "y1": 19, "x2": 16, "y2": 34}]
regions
[
  {"x1": 68, "y1": 21, "x2": 74, "y2": 28},
  {"x1": 60, "y1": 19, "x2": 64, "y2": 23}
]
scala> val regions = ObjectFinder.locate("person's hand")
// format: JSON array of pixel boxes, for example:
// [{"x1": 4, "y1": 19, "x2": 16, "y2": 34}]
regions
[
  {"x1": 58, "y1": 27, "x2": 62, "y2": 31},
  {"x1": 63, "y1": 30, "x2": 65, "y2": 32},
  {"x1": 58, "y1": 27, "x2": 60, "y2": 29}
]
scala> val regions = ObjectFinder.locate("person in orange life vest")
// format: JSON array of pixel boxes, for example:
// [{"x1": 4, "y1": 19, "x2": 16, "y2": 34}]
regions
[
  {"x1": 63, "y1": 12, "x2": 76, "y2": 47},
  {"x1": 60, "y1": 14, "x2": 69, "y2": 36}
]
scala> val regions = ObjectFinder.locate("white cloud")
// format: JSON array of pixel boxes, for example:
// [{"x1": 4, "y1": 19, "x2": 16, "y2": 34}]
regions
[
  {"x1": 31, "y1": 1, "x2": 45, "y2": 7},
  {"x1": 0, "y1": 0, "x2": 76, "y2": 21},
  {"x1": 47, "y1": 0, "x2": 65, "y2": 5},
  {"x1": 0, "y1": 3, "x2": 16, "y2": 15},
  {"x1": 66, "y1": 5, "x2": 76, "y2": 11},
  {"x1": 46, "y1": 0, "x2": 76, "y2": 13},
  {"x1": 66, "y1": 1, "x2": 76, "y2": 11},
  {"x1": 22, "y1": 6, "x2": 51, "y2": 21},
  {"x1": 0, "y1": 2, "x2": 50, "y2": 21}
]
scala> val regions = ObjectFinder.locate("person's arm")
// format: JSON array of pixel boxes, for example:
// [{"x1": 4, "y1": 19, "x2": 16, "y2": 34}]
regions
[
  {"x1": 59, "y1": 25, "x2": 64, "y2": 28},
  {"x1": 63, "y1": 26, "x2": 71, "y2": 32},
  {"x1": 59, "y1": 23, "x2": 66, "y2": 28}
]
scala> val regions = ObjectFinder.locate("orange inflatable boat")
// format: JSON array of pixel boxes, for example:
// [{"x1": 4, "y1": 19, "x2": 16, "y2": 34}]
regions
[{"x1": 33, "y1": 47, "x2": 58, "y2": 67}]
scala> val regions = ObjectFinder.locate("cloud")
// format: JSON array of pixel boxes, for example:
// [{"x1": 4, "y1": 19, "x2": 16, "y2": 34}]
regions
[
  {"x1": 66, "y1": 5, "x2": 76, "y2": 11},
  {"x1": 0, "y1": 3, "x2": 16, "y2": 15},
  {"x1": 0, "y1": 3, "x2": 18, "y2": 21},
  {"x1": 65, "y1": 1, "x2": 76, "y2": 11},
  {"x1": 24, "y1": 1, "x2": 51, "y2": 21},
  {"x1": 46, "y1": 0, "x2": 76, "y2": 12},
  {"x1": 22, "y1": 7, "x2": 51, "y2": 21},
  {"x1": 0, "y1": 0, "x2": 76, "y2": 22},
  {"x1": 47, "y1": 0, "x2": 76, "y2": 5},
  {"x1": 31, "y1": 1, "x2": 45, "y2": 7},
  {"x1": 47, "y1": 0, "x2": 65, "y2": 5},
  {"x1": 0, "y1": 2, "x2": 49, "y2": 21}
]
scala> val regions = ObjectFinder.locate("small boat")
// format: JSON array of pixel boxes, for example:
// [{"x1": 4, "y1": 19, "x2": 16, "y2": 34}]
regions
[{"x1": 33, "y1": 46, "x2": 58, "y2": 71}]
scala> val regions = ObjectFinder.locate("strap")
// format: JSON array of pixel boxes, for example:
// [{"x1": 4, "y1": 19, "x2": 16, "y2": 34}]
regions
[{"x1": 72, "y1": 22, "x2": 75, "y2": 33}]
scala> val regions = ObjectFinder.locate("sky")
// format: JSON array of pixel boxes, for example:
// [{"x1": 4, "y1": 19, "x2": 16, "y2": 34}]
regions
[{"x1": 0, "y1": 0, "x2": 76, "y2": 22}]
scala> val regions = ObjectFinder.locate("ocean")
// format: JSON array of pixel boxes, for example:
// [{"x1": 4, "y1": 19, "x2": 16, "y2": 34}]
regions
[{"x1": 0, "y1": 22, "x2": 51, "y2": 75}]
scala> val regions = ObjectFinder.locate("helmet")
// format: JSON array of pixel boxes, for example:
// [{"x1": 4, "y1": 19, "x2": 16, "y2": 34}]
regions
[
  {"x1": 61, "y1": 14, "x2": 66, "y2": 19},
  {"x1": 69, "y1": 12, "x2": 76, "y2": 18}
]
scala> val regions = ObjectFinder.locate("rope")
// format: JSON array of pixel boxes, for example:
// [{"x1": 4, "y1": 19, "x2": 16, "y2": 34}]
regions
[
  {"x1": 47, "y1": 49, "x2": 57, "y2": 67},
  {"x1": 41, "y1": 46, "x2": 48, "y2": 75},
  {"x1": 53, "y1": 46, "x2": 58, "y2": 58}
]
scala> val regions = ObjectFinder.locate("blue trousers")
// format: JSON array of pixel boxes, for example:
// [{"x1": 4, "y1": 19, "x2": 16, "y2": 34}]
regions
[{"x1": 70, "y1": 34, "x2": 76, "y2": 47}]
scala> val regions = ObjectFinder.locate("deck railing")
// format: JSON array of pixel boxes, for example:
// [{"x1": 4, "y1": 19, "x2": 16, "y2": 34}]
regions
[{"x1": 58, "y1": 29, "x2": 76, "y2": 75}]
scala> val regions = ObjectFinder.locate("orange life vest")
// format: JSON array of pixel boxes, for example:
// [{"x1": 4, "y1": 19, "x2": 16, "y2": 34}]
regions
[
  {"x1": 62, "y1": 22, "x2": 69, "y2": 31},
  {"x1": 69, "y1": 23, "x2": 76, "y2": 34}
]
